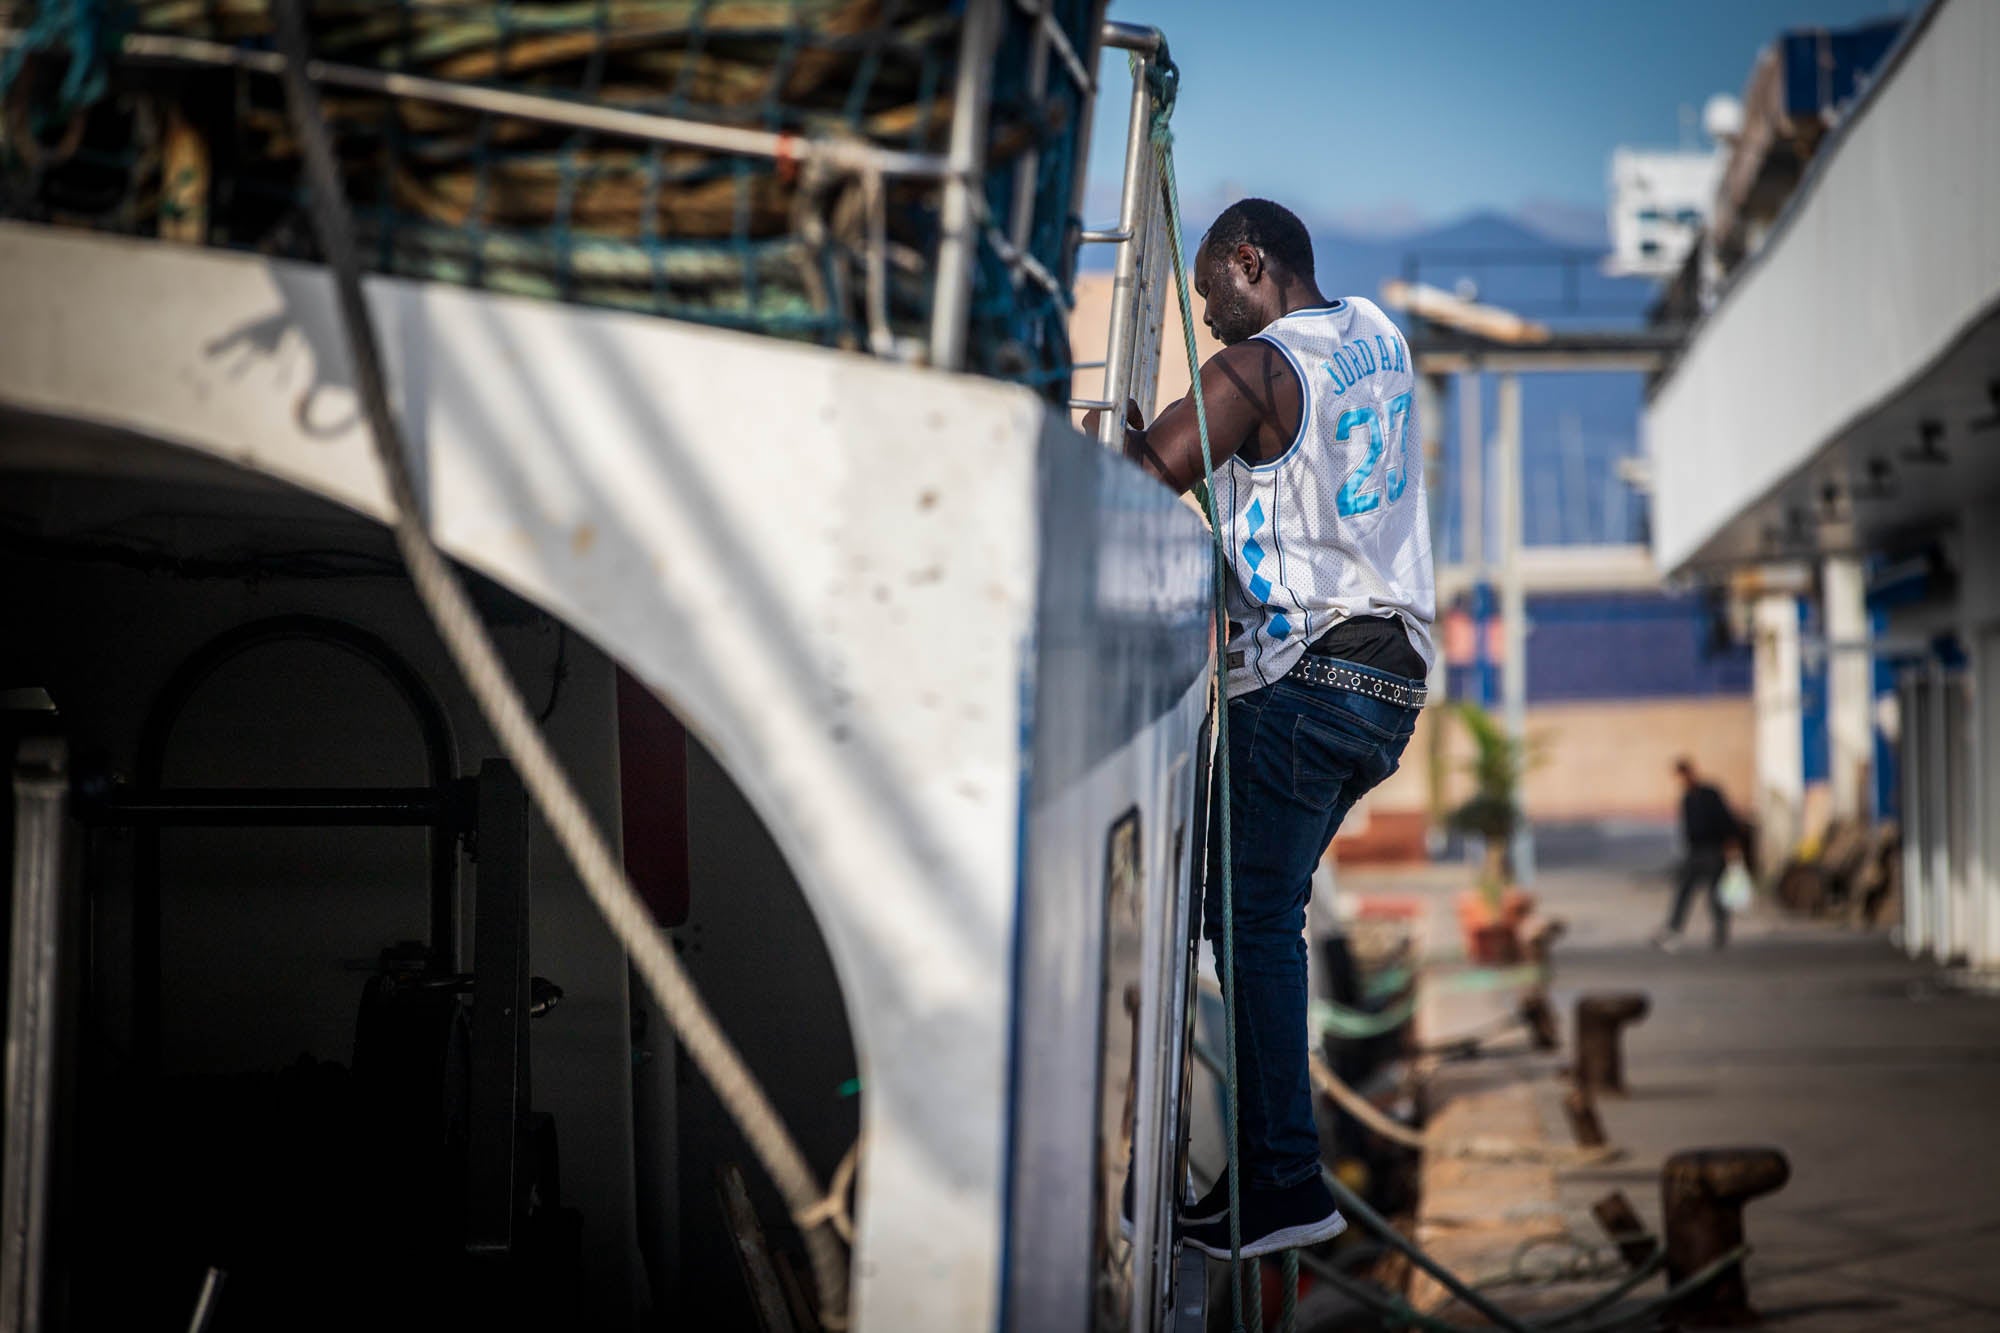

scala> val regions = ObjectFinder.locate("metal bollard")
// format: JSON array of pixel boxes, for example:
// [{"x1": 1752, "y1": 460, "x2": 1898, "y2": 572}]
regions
[
  {"x1": 1662, "y1": 1147, "x2": 1790, "y2": 1324},
  {"x1": 1591, "y1": 1191, "x2": 1656, "y2": 1270},
  {"x1": 1562, "y1": 1085, "x2": 1607, "y2": 1148},
  {"x1": 1519, "y1": 991, "x2": 1559, "y2": 1052},
  {"x1": 1574, "y1": 992, "x2": 1649, "y2": 1096},
  {"x1": 1525, "y1": 917, "x2": 1566, "y2": 971}
]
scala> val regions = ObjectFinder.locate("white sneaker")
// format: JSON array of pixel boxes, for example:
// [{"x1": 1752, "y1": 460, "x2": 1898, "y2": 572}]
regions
[{"x1": 1650, "y1": 930, "x2": 1685, "y2": 954}]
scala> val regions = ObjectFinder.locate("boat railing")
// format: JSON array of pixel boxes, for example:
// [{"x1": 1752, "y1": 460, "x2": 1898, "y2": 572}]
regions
[
  {"x1": 0, "y1": 0, "x2": 1125, "y2": 399},
  {"x1": 1070, "y1": 21, "x2": 1174, "y2": 442}
]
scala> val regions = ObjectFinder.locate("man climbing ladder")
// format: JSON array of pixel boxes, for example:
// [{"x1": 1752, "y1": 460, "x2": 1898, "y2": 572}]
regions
[{"x1": 1090, "y1": 198, "x2": 1437, "y2": 1259}]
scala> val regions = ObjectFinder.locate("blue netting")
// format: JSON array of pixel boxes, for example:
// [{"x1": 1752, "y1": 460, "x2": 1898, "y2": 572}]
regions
[
  {"x1": 960, "y1": 0, "x2": 1093, "y2": 389},
  {"x1": 0, "y1": 0, "x2": 1102, "y2": 398}
]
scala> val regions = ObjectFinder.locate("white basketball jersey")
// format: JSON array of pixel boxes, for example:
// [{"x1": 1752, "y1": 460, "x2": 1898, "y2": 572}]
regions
[{"x1": 1218, "y1": 297, "x2": 1437, "y2": 698}]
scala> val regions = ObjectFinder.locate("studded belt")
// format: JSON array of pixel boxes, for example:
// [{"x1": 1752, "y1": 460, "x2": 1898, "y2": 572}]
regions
[{"x1": 1285, "y1": 654, "x2": 1428, "y2": 709}]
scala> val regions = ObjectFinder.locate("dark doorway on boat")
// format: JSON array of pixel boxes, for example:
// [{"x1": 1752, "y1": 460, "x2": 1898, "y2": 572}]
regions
[{"x1": 0, "y1": 424, "x2": 860, "y2": 1332}]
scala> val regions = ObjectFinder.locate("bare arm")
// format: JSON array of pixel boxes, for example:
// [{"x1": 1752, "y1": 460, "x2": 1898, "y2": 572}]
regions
[{"x1": 1084, "y1": 339, "x2": 1301, "y2": 494}]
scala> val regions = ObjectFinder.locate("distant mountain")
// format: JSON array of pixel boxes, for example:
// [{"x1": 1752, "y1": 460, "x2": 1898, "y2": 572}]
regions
[
  {"x1": 1080, "y1": 204, "x2": 1639, "y2": 321},
  {"x1": 1319, "y1": 202, "x2": 1434, "y2": 241},
  {"x1": 1398, "y1": 209, "x2": 1555, "y2": 251},
  {"x1": 1513, "y1": 198, "x2": 1613, "y2": 248}
]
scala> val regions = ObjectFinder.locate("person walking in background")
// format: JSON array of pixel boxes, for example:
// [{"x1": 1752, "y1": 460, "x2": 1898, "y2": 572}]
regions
[{"x1": 1653, "y1": 757, "x2": 1743, "y2": 951}]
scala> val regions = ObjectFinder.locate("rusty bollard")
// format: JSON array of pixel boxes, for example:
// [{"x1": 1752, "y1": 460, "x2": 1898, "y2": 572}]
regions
[
  {"x1": 1562, "y1": 1085, "x2": 1607, "y2": 1148},
  {"x1": 1662, "y1": 1147, "x2": 1790, "y2": 1324},
  {"x1": 1591, "y1": 1190, "x2": 1657, "y2": 1270},
  {"x1": 1574, "y1": 991, "x2": 1649, "y2": 1096},
  {"x1": 1525, "y1": 917, "x2": 1567, "y2": 971},
  {"x1": 1519, "y1": 990, "x2": 1560, "y2": 1052}
]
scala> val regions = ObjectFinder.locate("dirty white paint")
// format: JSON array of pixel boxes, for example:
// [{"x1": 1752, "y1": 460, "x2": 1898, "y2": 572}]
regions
[
  {"x1": 0, "y1": 221, "x2": 1057, "y2": 1329},
  {"x1": 1645, "y1": 0, "x2": 2000, "y2": 574}
]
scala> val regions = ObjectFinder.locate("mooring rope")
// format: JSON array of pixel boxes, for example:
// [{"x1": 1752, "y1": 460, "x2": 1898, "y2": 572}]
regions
[
  {"x1": 267, "y1": 1, "x2": 850, "y2": 1324},
  {"x1": 1143, "y1": 44, "x2": 1259, "y2": 1331}
]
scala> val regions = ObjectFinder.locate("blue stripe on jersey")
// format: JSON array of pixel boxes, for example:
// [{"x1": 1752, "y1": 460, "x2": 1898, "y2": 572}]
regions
[{"x1": 1274, "y1": 472, "x2": 1302, "y2": 643}]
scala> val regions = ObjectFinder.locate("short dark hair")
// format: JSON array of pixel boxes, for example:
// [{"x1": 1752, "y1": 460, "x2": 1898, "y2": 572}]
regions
[{"x1": 1202, "y1": 198, "x2": 1315, "y2": 279}]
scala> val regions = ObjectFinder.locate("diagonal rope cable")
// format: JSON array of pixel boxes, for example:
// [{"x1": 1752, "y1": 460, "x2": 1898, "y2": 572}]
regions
[
  {"x1": 1306, "y1": 1049, "x2": 1618, "y2": 1165},
  {"x1": 1147, "y1": 58, "x2": 1247, "y2": 1331},
  {"x1": 1296, "y1": 1241, "x2": 1745, "y2": 1333},
  {"x1": 266, "y1": 2, "x2": 849, "y2": 1325}
]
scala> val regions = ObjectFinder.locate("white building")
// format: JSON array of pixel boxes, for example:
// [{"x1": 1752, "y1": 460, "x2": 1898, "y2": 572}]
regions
[
  {"x1": 1646, "y1": 0, "x2": 2000, "y2": 972},
  {"x1": 1605, "y1": 147, "x2": 1722, "y2": 280}
]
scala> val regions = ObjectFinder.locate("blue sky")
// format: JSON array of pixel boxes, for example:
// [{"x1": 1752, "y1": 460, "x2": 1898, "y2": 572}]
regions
[{"x1": 1089, "y1": 0, "x2": 1920, "y2": 236}]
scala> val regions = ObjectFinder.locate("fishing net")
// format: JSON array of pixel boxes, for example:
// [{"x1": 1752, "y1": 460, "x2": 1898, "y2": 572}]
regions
[{"x1": 0, "y1": 0, "x2": 1099, "y2": 395}]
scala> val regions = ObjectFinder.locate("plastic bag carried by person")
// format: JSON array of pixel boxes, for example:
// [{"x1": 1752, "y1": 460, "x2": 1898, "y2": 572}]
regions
[{"x1": 1719, "y1": 860, "x2": 1754, "y2": 913}]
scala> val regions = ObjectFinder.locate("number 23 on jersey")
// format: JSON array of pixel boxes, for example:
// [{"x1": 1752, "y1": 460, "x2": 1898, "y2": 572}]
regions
[{"x1": 1333, "y1": 390, "x2": 1413, "y2": 518}]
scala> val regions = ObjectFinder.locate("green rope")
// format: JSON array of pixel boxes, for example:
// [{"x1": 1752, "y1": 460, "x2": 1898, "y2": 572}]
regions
[
  {"x1": 1149, "y1": 53, "x2": 1248, "y2": 1333},
  {"x1": 1311, "y1": 993, "x2": 1417, "y2": 1041},
  {"x1": 1296, "y1": 1241, "x2": 1746, "y2": 1333},
  {"x1": 1320, "y1": 1162, "x2": 1534, "y2": 1332},
  {"x1": 1433, "y1": 963, "x2": 1544, "y2": 994},
  {"x1": 1365, "y1": 962, "x2": 1415, "y2": 1001},
  {"x1": 1531, "y1": 1249, "x2": 1666, "y2": 1327},
  {"x1": 1280, "y1": 1248, "x2": 1299, "y2": 1333}
]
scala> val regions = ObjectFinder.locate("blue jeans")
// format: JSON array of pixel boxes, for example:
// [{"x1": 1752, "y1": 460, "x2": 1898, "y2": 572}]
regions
[
  {"x1": 1203, "y1": 661, "x2": 1420, "y2": 1190},
  {"x1": 1668, "y1": 848, "x2": 1730, "y2": 947}
]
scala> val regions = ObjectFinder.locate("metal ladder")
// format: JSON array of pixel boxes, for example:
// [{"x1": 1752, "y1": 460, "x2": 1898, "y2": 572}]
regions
[{"x1": 1073, "y1": 22, "x2": 1177, "y2": 444}]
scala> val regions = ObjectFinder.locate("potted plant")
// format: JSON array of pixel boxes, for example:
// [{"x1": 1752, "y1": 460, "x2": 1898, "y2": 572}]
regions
[{"x1": 1446, "y1": 702, "x2": 1537, "y2": 965}]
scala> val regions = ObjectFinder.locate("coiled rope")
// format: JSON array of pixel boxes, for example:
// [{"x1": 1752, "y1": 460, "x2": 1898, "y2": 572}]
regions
[{"x1": 266, "y1": 1, "x2": 850, "y2": 1325}]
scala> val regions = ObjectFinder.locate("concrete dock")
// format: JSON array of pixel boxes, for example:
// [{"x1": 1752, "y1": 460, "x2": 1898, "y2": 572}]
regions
[{"x1": 1350, "y1": 853, "x2": 2000, "y2": 1330}]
